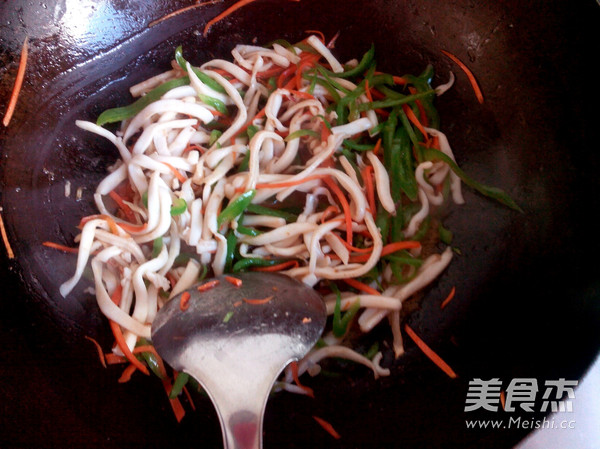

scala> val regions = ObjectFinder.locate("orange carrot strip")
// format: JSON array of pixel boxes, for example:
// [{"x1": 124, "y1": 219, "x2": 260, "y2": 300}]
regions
[
  {"x1": 162, "y1": 378, "x2": 186, "y2": 423},
  {"x1": 349, "y1": 241, "x2": 422, "y2": 263},
  {"x1": 2, "y1": 37, "x2": 28, "y2": 127},
  {"x1": 255, "y1": 174, "x2": 328, "y2": 190},
  {"x1": 0, "y1": 211, "x2": 14, "y2": 259},
  {"x1": 148, "y1": 1, "x2": 222, "y2": 27},
  {"x1": 500, "y1": 390, "x2": 506, "y2": 410},
  {"x1": 372, "y1": 138, "x2": 382, "y2": 156},
  {"x1": 441, "y1": 49, "x2": 484, "y2": 104},
  {"x1": 305, "y1": 29, "x2": 325, "y2": 43},
  {"x1": 104, "y1": 353, "x2": 127, "y2": 365},
  {"x1": 440, "y1": 286, "x2": 456, "y2": 309},
  {"x1": 364, "y1": 78, "x2": 374, "y2": 103},
  {"x1": 118, "y1": 363, "x2": 138, "y2": 383},
  {"x1": 116, "y1": 222, "x2": 148, "y2": 233},
  {"x1": 197, "y1": 279, "x2": 220, "y2": 292},
  {"x1": 320, "y1": 205, "x2": 340, "y2": 223},
  {"x1": 290, "y1": 361, "x2": 314, "y2": 398},
  {"x1": 404, "y1": 324, "x2": 457, "y2": 379},
  {"x1": 108, "y1": 190, "x2": 137, "y2": 223},
  {"x1": 322, "y1": 177, "x2": 353, "y2": 244},
  {"x1": 242, "y1": 295, "x2": 274, "y2": 305},
  {"x1": 224, "y1": 275, "x2": 243, "y2": 287},
  {"x1": 251, "y1": 260, "x2": 299, "y2": 272},
  {"x1": 362, "y1": 165, "x2": 376, "y2": 214},
  {"x1": 402, "y1": 103, "x2": 429, "y2": 144},
  {"x1": 42, "y1": 241, "x2": 79, "y2": 253},
  {"x1": 183, "y1": 385, "x2": 196, "y2": 411},
  {"x1": 109, "y1": 285, "x2": 150, "y2": 376},
  {"x1": 84, "y1": 336, "x2": 107, "y2": 368},
  {"x1": 393, "y1": 75, "x2": 407, "y2": 85},
  {"x1": 342, "y1": 278, "x2": 381, "y2": 296},
  {"x1": 204, "y1": 0, "x2": 260, "y2": 36},
  {"x1": 162, "y1": 162, "x2": 187, "y2": 183},
  {"x1": 313, "y1": 416, "x2": 341, "y2": 439},
  {"x1": 180, "y1": 291, "x2": 192, "y2": 311},
  {"x1": 334, "y1": 234, "x2": 372, "y2": 253}
]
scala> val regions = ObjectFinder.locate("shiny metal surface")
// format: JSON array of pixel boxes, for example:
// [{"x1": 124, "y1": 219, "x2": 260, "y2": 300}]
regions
[{"x1": 152, "y1": 273, "x2": 326, "y2": 449}]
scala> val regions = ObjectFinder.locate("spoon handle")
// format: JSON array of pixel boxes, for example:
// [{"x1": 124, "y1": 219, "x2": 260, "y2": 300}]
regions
[{"x1": 190, "y1": 368, "x2": 275, "y2": 449}]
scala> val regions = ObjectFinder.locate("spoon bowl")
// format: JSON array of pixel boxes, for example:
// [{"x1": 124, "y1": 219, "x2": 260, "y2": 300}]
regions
[{"x1": 151, "y1": 272, "x2": 326, "y2": 449}]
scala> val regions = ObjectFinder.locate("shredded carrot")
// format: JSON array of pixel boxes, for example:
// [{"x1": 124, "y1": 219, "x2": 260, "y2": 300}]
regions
[
  {"x1": 105, "y1": 353, "x2": 127, "y2": 365},
  {"x1": 242, "y1": 295, "x2": 274, "y2": 305},
  {"x1": 320, "y1": 205, "x2": 340, "y2": 223},
  {"x1": 343, "y1": 278, "x2": 380, "y2": 296},
  {"x1": 180, "y1": 291, "x2": 192, "y2": 311},
  {"x1": 183, "y1": 143, "x2": 207, "y2": 154},
  {"x1": 440, "y1": 286, "x2": 456, "y2": 309},
  {"x1": 305, "y1": 29, "x2": 325, "y2": 43},
  {"x1": 3, "y1": 36, "x2": 28, "y2": 127},
  {"x1": 162, "y1": 162, "x2": 187, "y2": 183},
  {"x1": 224, "y1": 275, "x2": 243, "y2": 287},
  {"x1": 41, "y1": 241, "x2": 78, "y2": 253},
  {"x1": 372, "y1": 138, "x2": 382, "y2": 156},
  {"x1": 500, "y1": 390, "x2": 506, "y2": 410},
  {"x1": 255, "y1": 174, "x2": 328, "y2": 190},
  {"x1": 84, "y1": 336, "x2": 107, "y2": 368},
  {"x1": 402, "y1": 103, "x2": 429, "y2": 144},
  {"x1": 117, "y1": 222, "x2": 148, "y2": 233},
  {"x1": 313, "y1": 416, "x2": 341, "y2": 439},
  {"x1": 334, "y1": 234, "x2": 372, "y2": 253},
  {"x1": 233, "y1": 300, "x2": 243, "y2": 307},
  {"x1": 148, "y1": 1, "x2": 222, "y2": 27},
  {"x1": 290, "y1": 361, "x2": 314, "y2": 397},
  {"x1": 204, "y1": 0, "x2": 260, "y2": 36},
  {"x1": 362, "y1": 165, "x2": 376, "y2": 214},
  {"x1": 251, "y1": 260, "x2": 299, "y2": 272},
  {"x1": 404, "y1": 324, "x2": 457, "y2": 379},
  {"x1": 364, "y1": 78, "x2": 374, "y2": 103},
  {"x1": 0, "y1": 211, "x2": 14, "y2": 259},
  {"x1": 197, "y1": 279, "x2": 220, "y2": 292},
  {"x1": 162, "y1": 378, "x2": 186, "y2": 423},
  {"x1": 322, "y1": 177, "x2": 353, "y2": 245},
  {"x1": 108, "y1": 190, "x2": 137, "y2": 223},
  {"x1": 183, "y1": 385, "x2": 197, "y2": 411},
  {"x1": 109, "y1": 285, "x2": 150, "y2": 375},
  {"x1": 349, "y1": 240, "x2": 421, "y2": 263},
  {"x1": 118, "y1": 363, "x2": 138, "y2": 383},
  {"x1": 441, "y1": 49, "x2": 484, "y2": 104}
]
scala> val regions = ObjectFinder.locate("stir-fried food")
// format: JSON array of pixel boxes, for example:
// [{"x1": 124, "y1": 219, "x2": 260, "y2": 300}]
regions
[{"x1": 57, "y1": 34, "x2": 518, "y2": 411}]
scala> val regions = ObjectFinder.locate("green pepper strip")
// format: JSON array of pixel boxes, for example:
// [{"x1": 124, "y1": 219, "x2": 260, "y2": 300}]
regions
[
  {"x1": 225, "y1": 230, "x2": 237, "y2": 272},
  {"x1": 438, "y1": 222, "x2": 453, "y2": 245},
  {"x1": 136, "y1": 339, "x2": 165, "y2": 379},
  {"x1": 321, "y1": 44, "x2": 375, "y2": 79},
  {"x1": 232, "y1": 257, "x2": 287, "y2": 272},
  {"x1": 284, "y1": 129, "x2": 320, "y2": 141},
  {"x1": 174, "y1": 46, "x2": 226, "y2": 94},
  {"x1": 152, "y1": 237, "x2": 163, "y2": 258},
  {"x1": 331, "y1": 282, "x2": 361, "y2": 338},
  {"x1": 170, "y1": 197, "x2": 187, "y2": 216},
  {"x1": 245, "y1": 204, "x2": 297, "y2": 222},
  {"x1": 217, "y1": 190, "x2": 256, "y2": 228},
  {"x1": 342, "y1": 139, "x2": 376, "y2": 152},
  {"x1": 236, "y1": 225, "x2": 262, "y2": 236},
  {"x1": 96, "y1": 77, "x2": 190, "y2": 126},
  {"x1": 356, "y1": 90, "x2": 435, "y2": 112},
  {"x1": 209, "y1": 129, "x2": 222, "y2": 147},
  {"x1": 169, "y1": 372, "x2": 190, "y2": 399},
  {"x1": 421, "y1": 146, "x2": 523, "y2": 212}
]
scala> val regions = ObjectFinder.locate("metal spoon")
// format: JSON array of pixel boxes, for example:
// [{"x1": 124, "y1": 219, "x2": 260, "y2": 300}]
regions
[{"x1": 151, "y1": 272, "x2": 326, "y2": 449}]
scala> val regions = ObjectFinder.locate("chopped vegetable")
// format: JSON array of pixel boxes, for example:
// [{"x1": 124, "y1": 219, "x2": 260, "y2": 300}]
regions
[{"x1": 2, "y1": 36, "x2": 28, "y2": 127}]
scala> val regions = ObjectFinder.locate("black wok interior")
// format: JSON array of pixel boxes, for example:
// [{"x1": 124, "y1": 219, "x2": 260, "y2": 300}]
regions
[{"x1": 1, "y1": 1, "x2": 599, "y2": 448}]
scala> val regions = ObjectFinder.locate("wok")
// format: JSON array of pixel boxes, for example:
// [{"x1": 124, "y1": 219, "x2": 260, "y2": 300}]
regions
[{"x1": 1, "y1": 1, "x2": 599, "y2": 448}]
